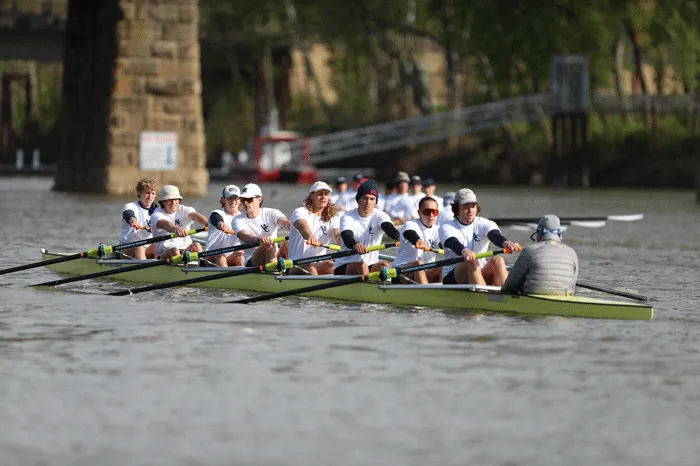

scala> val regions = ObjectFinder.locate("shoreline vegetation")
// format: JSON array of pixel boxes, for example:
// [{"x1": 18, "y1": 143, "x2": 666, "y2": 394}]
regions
[{"x1": 1, "y1": 1, "x2": 700, "y2": 189}]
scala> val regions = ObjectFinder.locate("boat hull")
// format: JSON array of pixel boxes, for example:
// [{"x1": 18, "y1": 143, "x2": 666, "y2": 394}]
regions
[{"x1": 40, "y1": 251, "x2": 654, "y2": 320}]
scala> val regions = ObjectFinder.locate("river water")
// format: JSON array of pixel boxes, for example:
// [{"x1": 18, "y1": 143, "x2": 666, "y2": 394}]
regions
[{"x1": 1, "y1": 177, "x2": 699, "y2": 466}]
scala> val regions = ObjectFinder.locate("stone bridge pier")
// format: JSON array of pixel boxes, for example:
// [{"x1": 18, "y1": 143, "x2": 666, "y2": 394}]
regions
[{"x1": 55, "y1": 0, "x2": 207, "y2": 195}]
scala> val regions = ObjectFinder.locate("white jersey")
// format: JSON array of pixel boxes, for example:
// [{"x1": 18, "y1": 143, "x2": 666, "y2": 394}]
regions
[
  {"x1": 119, "y1": 201, "x2": 154, "y2": 244},
  {"x1": 335, "y1": 208, "x2": 392, "y2": 268},
  {"x1": 205, "y1": 208, "x2": 241, "y2": 255},
  {"x1": 335, "y1": 191, "x2": 357, "y2": 211},
  {"x1": 394, "y1": 219, "x2": 441, "y2": 267},
  {"x1": 401, "y1": 193, "x2": 424, "y2": 219},
  {"x1": 438, "y1": 216, "x2": 499, "y2": 276},
  {"x1": 150, "y1": 205, "x2": 196, "y2": 255},
  {"x1": 436, "y1": 209, "x2": 454, "y2": 226},
  {"x1": 232, "y1": 207, "x2": 286, "y2": 263},
  {"x1": 384, "y1": 193, "x2": 409, "y2": 220},
  {"x1": 288, "y1": 207, "x2": 340, "y2": 261}
]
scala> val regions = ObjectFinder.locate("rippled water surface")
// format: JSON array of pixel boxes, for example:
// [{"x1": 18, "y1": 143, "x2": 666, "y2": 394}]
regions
[{"x1": 1, "y1": 177, "x2": 699, "y2": 465}]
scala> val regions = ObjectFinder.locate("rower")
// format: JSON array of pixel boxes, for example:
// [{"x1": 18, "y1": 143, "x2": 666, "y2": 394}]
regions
[
  {"x1": 203, "y1": 185, "x2": 244, "y2": 267},
  {"x1": 233, "y1": 183, "x2": 291, "y2": 267},
  {"x1": 422, "y1": 178, "x2": 443, "y2": 211},
  {"x1": 501, "y1": 214, "x2": 579, "y2": 296},
  {"x1": 399, "y1": 175, "x2": 425, "y2": 221},
  {"x1": 383, "y1": 171, "x2": 411, "y2": 224},
  {"x1": 288, "y1": 181, "x2": 340, "y2": 275},
  {"x1": 437, "y1": 191, "x2": 455, "y2": 225},
  {"x1": 331, "y1": 176, "x2": 349, "y2": 214},
  {"x1": 393, "y1": 197, "x2": 442, "y2": 284},
  {"x1": 118, "y1": 178, "x2": 158, "y2": 260},
  {"x1": 438, "y1": 188, "x2": 521, "y2": 286},
  {"x1": 150, "y1": 185, "x2": 208, "y2": 260},
  {"x1": 334, "y1": 179, "x2": 401, "y2": 275}
]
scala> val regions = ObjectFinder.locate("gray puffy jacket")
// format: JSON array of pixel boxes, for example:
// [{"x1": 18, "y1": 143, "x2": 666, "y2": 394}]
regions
[{"x1": 500, "y1": 238, "x2": 579, "y2": 296}]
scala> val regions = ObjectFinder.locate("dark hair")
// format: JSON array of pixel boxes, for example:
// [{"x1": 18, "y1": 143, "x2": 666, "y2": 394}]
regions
[{"x1": 418, "y1": 197, "x2": 439, "y2": 210}]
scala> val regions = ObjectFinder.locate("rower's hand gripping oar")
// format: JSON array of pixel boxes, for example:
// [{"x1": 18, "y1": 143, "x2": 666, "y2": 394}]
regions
[
  {"x1": 31, "y1": 229, "x2": 248, "y2": 287},
  {"x1": 234, "y1": 248, "x2": 513, "y2": 304},
  {"x1": 0, "y1": 228, "x2": 207, "y2": 276},
  {"x1": 111, "y1": 241, "x2": 397, "y2": 297}
]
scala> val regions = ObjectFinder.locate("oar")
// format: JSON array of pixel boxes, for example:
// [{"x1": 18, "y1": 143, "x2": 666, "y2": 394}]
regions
[
  {"x1": 234, "y1": 249, "x2": 511, "y2": 304},
  {"x1": 576, "y1": 280, "x2": 651, "y2": 302},
  {"x1": 110, "y1": 239, "x2": 394, "y2": 297},
  {"x1": 29, "y1": 235, "x2": 285, "y2": 287},
  {"x1": 0, "y1": 228, "x2": 207, "y2": 276}
]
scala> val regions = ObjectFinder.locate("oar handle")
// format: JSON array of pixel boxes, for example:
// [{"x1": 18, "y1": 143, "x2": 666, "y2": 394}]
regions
[
  {"x1": 112, "y1": 228, "x2": 206, "y2": 253},
  {"x1": 196, "y1": 236, "x2": 288, "y2": 259},
  {"x1": 235, "y1": 275, "x2": 367, "y2": 304},
  {"x1": 272, "y1": 242, "x2": 399, "y2": 271},
  {"x1": 372, "y1": 248, "x2": 511, "y2": 280},
  {"x1": 306, "y1": 240, "x2": 341, "y2": 251}
]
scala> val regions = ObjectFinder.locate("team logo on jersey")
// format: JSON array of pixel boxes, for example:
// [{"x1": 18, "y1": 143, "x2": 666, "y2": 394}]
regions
[
  {"x1": 473, "y1": 233, "x2": 479, "y2": 242},
  {"x1": 175, "y1": 219, "x2": 182, "y2": 226},
  {"x1": 320, "y1": 225, "x2": 328, "y2": 235},
  {"x1": 261, "y1": 223, "x2": 269, "y2": 232},
  {"x1": 368, "y1": 225, "x2": 374, "y2": 234},
  {"x1": 146, "y1": 219, "x2": 151, "y2": 227}
]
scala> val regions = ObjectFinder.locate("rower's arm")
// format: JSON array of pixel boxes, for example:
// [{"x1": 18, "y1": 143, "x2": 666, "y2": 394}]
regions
[
  {"x1": 209, "y1": 212, "x2": 228, "y2": 231},
  {"x1": 340, "y1": 230, "x2": 357, "y2": 248},
  {"x1": 330, "y1": 227, "x2": 341, "y2": 245},
  {"x1": 293, "y1": 219, "x2": 314, "y2": 240},
  {"x1": 443, "y1": 237, "x2": 466, "y2": 256},
  {"x1": 487, "y1": 229, "x2": 520, "y2": 252},
  {"x1": 236, "y1": 230, "x2": 259, "y2": 244},
  {"x1": 122, "y1": 209, "x2": 137, "y2": 225},
  {"x1": 277, "y1": 216, "x2": 291, "y2": 231},
  {"x1": 380, "y1": 221, "x2": 401, "y2": 240},
  {"x1": 403, "y1": 229, "x2": 420, "y2": 246},
  {"x1": 155, "y1": 218, "x2": 178, "y2": 233},
  {"x1": 188, "y1": 211, "x2": 209, "y2": 227}
]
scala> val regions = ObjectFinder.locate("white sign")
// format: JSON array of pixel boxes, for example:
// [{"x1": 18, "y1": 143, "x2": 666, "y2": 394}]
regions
[{"x1": 139, "y1": 132, "x2": 178, "y2": 171}]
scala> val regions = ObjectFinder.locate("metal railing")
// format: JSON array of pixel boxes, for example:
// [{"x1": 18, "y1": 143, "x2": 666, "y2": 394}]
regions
[
  {"x1": 296, "y1": 91, "x2": 700, "y2": 165},
  {"x1": 304, "y1": 94, "x2": 556, "y2": 164}
]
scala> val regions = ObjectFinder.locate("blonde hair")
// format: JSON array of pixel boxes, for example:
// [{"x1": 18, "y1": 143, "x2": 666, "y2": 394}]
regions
[
  {"x1": 136, "y1": 178, "x2": 158, "y2": 195},
  {"x1": 303, "y1": 195, "x2": 337, "y2": 222}
]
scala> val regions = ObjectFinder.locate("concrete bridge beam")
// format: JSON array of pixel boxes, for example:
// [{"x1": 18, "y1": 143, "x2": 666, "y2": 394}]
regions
[{"x1": 54, "y1": 0, "x2": 207, "y2": 195}]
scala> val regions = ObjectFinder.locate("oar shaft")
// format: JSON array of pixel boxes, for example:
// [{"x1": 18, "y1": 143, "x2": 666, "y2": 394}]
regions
[
  {"x1": 576, "y1": 280, "x2": 650, "y2": 302},
  {"x1": 0, "y1": 227, "x2": 206, "y2": 276},
  {"x1": 31, "y1": 258, "x2": 171, "y2": 287},
  {"x1": 110, "y1": 264, "x2": 262, "y2": 296},
  {"x1": 0, "y1": 252, "x2": 84, "y2": 275},
  {"x1": 236, "y1": 276, "x2": 366, "y2": 304}
]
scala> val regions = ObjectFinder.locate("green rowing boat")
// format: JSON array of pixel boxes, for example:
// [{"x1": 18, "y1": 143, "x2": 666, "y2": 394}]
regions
[{"x1": 39, "y1": 249, "x2": 654, "y2": 320}]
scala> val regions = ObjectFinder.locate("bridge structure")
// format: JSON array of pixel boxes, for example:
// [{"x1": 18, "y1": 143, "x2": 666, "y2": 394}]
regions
[{"x1": 1, "y1": 3, "x2": 699, "y2": 197}]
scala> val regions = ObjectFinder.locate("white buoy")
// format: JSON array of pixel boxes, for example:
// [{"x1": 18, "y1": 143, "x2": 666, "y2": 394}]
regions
[
  {"x1": 32, "y1": 149, "x2": 40, "y2": 170},
  {"x1": 15, "y1": 149, "x2": 24, "y2": 170}
]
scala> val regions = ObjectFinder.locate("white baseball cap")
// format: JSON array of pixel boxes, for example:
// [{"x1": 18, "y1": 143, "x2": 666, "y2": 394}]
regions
[
  {"x1": 309, "y1": 181, "x2": 332, "y2": 193},
  {"x1": 158, "y1": 185, "x2": 182, "y2": 201},
  {"x1": 239, "y1": 183, "x2": 263, "y2": 199},
  {"x1": 453, "y1": 188, "x2": 478, "y2": 205},
  {"x1": 222, "y1": 185, "x2": 240, "y2": 198}
]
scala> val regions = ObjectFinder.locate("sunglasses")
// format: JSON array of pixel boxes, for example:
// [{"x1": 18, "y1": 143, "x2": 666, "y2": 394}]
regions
[
  {"x1": 420, "y1": 208, "x2": 439, "y2": 217},
  {"x1": 241, "y1": 197, "x2": 260, "y2": 203}
]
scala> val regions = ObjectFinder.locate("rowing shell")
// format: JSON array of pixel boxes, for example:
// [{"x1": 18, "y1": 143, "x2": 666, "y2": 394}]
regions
[{"x1": 39, "y1": 249, "x2": 654, "y2": 321}]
